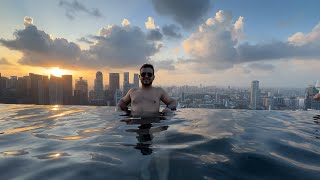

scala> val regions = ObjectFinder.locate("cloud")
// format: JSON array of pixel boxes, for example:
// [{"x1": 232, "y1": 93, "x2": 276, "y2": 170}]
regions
[
  {"x1": 121, "y1": 19, "x2": 130, "y2": 27},
  {"x1": 77, "y1": 37, "x2": 94, "y2": 44},
  {"x1": 147, "y1": 29, "x2": 163, "y2": 41},
  {"x1": 181, "y1": 10, "x2": 320, "y2": 72},
  {"x1": 0, "y1": 18, "x2": 161, "y2": 69},
  {"x1": 150, "y1": 59, "x2": 175, "y2": 71},
  {"x1": 145, "y1": 17, "x2": 157, "y2": 30},
  {"x1": 89, "y1": 24, "x2": 161, "y2": 68},
  {"x1": 0, "y1": 58, "x2": 12, "y2": 65},
  {"x1": 162, "y1": 24, "x2": 182, "y2": 38},
  {"x1": 24, "y1": 16, "x2": 33, "y2": 28},
  {"x1": 151, "y1": 0, "x2": 210, "y2": 28},
  {"x1": 247, "y1": 63, "x2": 275, "y2": 71},
  {"x1": 59, "y1": 0, "x2": 103, "y2": 20},
  {"x1": 288, "y1": 22, "x2": 320, "y2": 46}
]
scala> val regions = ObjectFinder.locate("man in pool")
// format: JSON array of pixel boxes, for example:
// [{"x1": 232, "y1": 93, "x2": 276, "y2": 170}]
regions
[{"x1": 117, "y1": 63, "x2": 177, "y2": 117}]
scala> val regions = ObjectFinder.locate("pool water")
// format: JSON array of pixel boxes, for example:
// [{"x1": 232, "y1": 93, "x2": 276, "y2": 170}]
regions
[{"x1": 0, "y1": 104, "x2": 319, "y2": 179}]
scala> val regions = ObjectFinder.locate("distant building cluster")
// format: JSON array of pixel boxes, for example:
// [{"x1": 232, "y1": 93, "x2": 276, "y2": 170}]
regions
[
  {"x1": 0, "y1": 72, "x2": 319, "y2": 110},
  {"x1": 0, "y1": 72, "x2": 139, "y2": 106}
]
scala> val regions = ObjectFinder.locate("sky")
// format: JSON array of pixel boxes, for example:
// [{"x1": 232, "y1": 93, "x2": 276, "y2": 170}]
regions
[{"x1": 1, "y1": 0, "x2": 320, "y2": 89}]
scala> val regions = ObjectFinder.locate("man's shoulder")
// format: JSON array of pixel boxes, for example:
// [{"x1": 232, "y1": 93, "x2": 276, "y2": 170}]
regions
[{"x1": 129, "y1": 87, "x2": 139, "y2": 92}]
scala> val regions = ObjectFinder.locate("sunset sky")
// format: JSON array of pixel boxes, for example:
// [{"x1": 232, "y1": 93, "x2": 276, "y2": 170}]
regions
[{"x1": 1, "y1": 0, "x2": 320, "y2": 89}]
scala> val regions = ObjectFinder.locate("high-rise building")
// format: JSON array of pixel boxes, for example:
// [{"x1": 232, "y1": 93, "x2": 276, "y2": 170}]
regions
[
  {"x1": 30, "y1": 73, "x2": 43, "y2": 104},
  {"x1": 62, "y1": 75, "x2": 73, "y2": 105},
  {"x1": 109, "y1": 73, "x2": 120, "y2": 95},
  {"x1": 250, "y1": 80, "x2": 260, "y2": 110},
  {"x1": 74, "y1": 77, "x2": 88, "y2": 105},
  {"x1": 7, "y1": 76, "x2": 17, "y2": 89},
  {"x1": 38, "y1": 76, "x2": 49, "y2": 105},
  {"x1": 123, "y1": 72, "x2": 130, "y2": 96},
  {"x1": 94, "y1": 71, "x2": 104, "y2": 101},
  {"x1": 133, "y1": 73, "x2": 139, "y2": 88},
  {"x1": 109, "y1": 73, "x2": 120, "y2": 105},
  {"x1": 49, "y1": 75, "x2": 63, "y2": 105},
  {"x1": 304, "y1": 85, "x2": 320, "y2": 110}
]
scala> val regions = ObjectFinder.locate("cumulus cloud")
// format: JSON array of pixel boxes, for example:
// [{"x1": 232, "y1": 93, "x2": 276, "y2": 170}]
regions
[
  {"x1": 150, "y1": 59, "x2": 175, "y2": 71},
  {"x1": 88, "y1": 24, "x2": 162, "y2": 68},
  {"x1": 77, "y1": 37, "x2": 94, "y2": 44},
  {"x1": 0, "y1": 58, "x2": 12, "y2": 65},
  {"x1": 121, "y1": 19, "x2": 130, "y2": 27},
  {"x1": 181, "y1": 10, "x2": 320, "y2": 72},
  {"x1": 0, "y1": 18, "x2": 162, "y2": 69},
  {"x1": 151, "y1": 0, "x2": 210, "y2": 28},
  {"x1": 24, "y1": 16, "x2": 33, "y2": 28},
  {"x1": 288, "y1": 22, "x2": 320, "y2": 46},
  {"x1": 59, "y1": 0, "x2": 103, "y2": 20},
  {"x1": 147, "y1": 29, "x2": 163, "y2": 41},
  {"x1": 145, "y1": 17, "x2": 157, "y2": 30},
  {"x1": 162, "y1": 24, "x2": 182, "y2": 38},
  {"x1": 182, "y1": 10, "x2": 239, "y2": 69}
]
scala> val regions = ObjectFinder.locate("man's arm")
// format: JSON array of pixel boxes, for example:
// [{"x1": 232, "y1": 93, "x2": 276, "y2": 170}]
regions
[
  {"x1": 314, "y1": 93, "x2": 320, "y2": 101},
  {"x1": 160, "y1": 88, "x2": 177, "y2": 111},
  {"x1": 117, "y1": 89, "x2": 133, "y2": 113}
]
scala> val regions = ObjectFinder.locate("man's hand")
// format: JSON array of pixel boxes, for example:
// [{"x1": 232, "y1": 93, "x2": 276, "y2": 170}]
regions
[
  {"x1": 314, "y1": 93, "x2": 320, "y2": 101},
  {"x1": 161, "y1": 107, "x2": 173, "y2": 115}
]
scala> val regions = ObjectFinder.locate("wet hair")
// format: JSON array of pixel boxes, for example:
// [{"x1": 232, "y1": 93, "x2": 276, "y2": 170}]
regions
[{"x1": 140, "y1": 64, "x2": 154, "y2": 74}]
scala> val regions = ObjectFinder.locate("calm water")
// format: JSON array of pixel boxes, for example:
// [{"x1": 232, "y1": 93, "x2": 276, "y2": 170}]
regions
[{"x1": 0, "y1": 104, "x2": 319, "y2": 180}]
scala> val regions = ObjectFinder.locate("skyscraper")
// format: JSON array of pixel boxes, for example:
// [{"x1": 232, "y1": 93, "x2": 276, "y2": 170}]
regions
[
  {"x1": 133, "y1": 73, "x2": 139, "y2": 88},
  {"x1": 38, "y1": 76, "x2": 49, "y2": 105},
  {"x1": 49, "y1": 75, "x2": 63, "y2": 105},
  {"x1": 123, "y1": 72, "x2": 130, "y2": 96},
  {"x1": 0, "y1": 73, "x2": 2, "y2": 97},
  {"x1": 62, "y1": 75, "x2": 73, "y2": 105},
  {"x1": 74, "y1": 77, "x2": 88, "y2": 105},
  {"x1": 250, "y1": 80, "x2": 260, "y2": 110},
  {"x1": 109, "y1": 73, "x2": 120, "y2": 105},
  {"x1": 29, "y1": 73, "x2": 43, "y2": 104},
  {"x1": 94, "y1": 71, "x2": 104, "y2": 101}
]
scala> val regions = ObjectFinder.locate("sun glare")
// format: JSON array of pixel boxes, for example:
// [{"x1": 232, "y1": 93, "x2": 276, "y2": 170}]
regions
[{"x1": 49, "y1": 67, "x2": 67, "y2": 77}]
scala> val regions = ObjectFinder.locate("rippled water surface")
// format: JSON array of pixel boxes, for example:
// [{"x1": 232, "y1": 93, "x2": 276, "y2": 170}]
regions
[{"x1": 0, "y1": 104, "x2": 320, "y2": 180}]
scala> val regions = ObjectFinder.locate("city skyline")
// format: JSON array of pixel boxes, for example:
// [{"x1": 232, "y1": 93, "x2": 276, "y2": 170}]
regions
[{"x1": 1, "y1": 0, "x2": 320, "y2": 87}]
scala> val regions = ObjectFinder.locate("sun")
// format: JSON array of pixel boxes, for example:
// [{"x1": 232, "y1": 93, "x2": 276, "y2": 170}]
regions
[{"x1": 49, "y1": 67, "x2": 67, "y2": 77}]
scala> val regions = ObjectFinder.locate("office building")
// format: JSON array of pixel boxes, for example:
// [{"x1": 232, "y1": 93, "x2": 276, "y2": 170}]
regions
[
  {"x1": 49, "y1": 75, "x2": 63, "y2": 105},
  {"x1": 30, "y1": 73, "x2": 43, "y2": 104},
  {"x1": 74, "y1": 77, "x2": 88, "y2": 105},
  {"x1": 250, "y1": 80, "x2": 260, "y2": 110},
  {"x1": 133, "y1": 73, "x2": 139, "y2": 88},
  {"x1": 94, "y1": 71, "x2": 104, "y2": 101},
  {"x1": 38, "y1": 76, "x2": 49, "y2": 105},
  {"x1": 62, "y1": 75, "x2": 73, "y2": 105}
]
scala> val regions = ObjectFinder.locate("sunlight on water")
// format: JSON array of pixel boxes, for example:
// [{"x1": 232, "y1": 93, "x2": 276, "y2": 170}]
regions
[{"x1": 0, "y1": 104, "x2": 319, "y2": 179}]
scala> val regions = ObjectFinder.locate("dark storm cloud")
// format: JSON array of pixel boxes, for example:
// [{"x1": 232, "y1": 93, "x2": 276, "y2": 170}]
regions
[
  {"x1": 146, "y1": 29, "x2": 163, "y2": 41},
  {"x1": 162, "y1": 24, "x2": 182, "y2": 38},
  {"x1": 59, "y1": 0, "x2": 103, "y2": 20},
  {"x1": 151, "y1": 0, "x2": 210, "y2": 28},
  {"x1": 0, "y1": 58, "x2": 12, "y2": 65},
  {"x1": 77, "y1": 37, "x2": 94, "y2": 44},
  {"x1": 0, "y1": 25, "x2": 81, "y2": 67}
]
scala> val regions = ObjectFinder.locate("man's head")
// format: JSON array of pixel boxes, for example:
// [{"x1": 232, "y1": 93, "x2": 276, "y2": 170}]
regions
[{"x1": 139, "y1": 64, "x2": 155, "y2": 87}]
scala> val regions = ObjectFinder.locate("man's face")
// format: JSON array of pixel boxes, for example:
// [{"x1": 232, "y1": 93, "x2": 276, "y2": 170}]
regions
[{"x1": 139, "y1": 67, "x2": 154, "y2": 86}]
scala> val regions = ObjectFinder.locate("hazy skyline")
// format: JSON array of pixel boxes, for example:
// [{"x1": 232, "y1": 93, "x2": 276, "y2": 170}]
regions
[{"x1": 1, "y1": 0, "x2": 320, "y2": 88}]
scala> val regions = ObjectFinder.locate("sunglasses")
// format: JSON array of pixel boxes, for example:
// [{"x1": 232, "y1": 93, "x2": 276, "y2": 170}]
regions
[{"x1": 140, "y1": 72, "x2": 153, "y2": 77}]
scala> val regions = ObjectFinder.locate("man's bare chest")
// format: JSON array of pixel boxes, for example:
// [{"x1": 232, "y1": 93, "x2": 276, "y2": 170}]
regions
[{"x1": 131, "y1": 91, "x2": 161, "y2": 105}]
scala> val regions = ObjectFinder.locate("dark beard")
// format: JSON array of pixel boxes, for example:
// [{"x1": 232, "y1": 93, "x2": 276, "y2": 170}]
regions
[{"x1": 141, "y1": 79, "x2": 152, "y2": 86}]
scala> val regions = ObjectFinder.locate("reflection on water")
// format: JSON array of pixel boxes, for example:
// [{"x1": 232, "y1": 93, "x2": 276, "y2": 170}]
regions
[{"x1": 0, "y1": 104, "x2": 320, "y2": 180}]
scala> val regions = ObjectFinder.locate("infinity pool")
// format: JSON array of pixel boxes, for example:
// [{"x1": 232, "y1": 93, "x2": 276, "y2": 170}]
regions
[{"x1": 0, "y1": 104, "x2": 319, "y2": 179}]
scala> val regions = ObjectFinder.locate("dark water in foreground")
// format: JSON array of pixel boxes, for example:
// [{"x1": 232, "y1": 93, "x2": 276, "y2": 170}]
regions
[{"x1": 0, "y1": 104, "x2": 319, "y2": 180}]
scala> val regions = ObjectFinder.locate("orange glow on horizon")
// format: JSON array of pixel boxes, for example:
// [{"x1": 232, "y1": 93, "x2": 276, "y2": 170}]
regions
[{"x1": 49, "y1": 67, "x2": 68, "y2": 77}]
